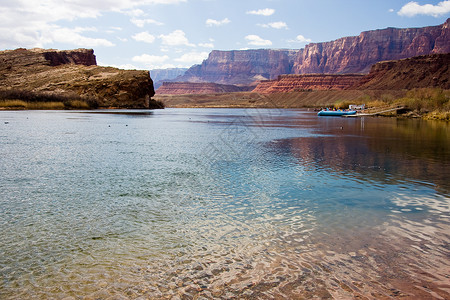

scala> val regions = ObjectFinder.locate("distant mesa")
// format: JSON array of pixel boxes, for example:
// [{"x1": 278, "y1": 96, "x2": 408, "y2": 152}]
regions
[
  {"x1": 165, "y1": 18, "x2": 449, "y2": 91},
  {"x1": 172, "y1": 49, "x2": 298, "y2": 86},
  {"x1": 0, "y1": 48, "x2": 157, "y2": 109}
]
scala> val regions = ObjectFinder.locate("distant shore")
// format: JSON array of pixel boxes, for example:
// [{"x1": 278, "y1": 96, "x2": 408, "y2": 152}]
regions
[
  {"x1": 1, "y1": 88, "x2": 448, "y2": 121},
  {"x1": 154, "y1": 88, "x2": 450, "y2": 121}
]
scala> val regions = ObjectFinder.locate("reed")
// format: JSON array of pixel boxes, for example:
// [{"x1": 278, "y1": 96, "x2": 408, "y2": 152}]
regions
[
  {"x1": 27, "y1": 102, "x2": 65, "y2": 110},
  {"x1": 0, "y1": 89, "x2": 99, "y2": 109},
  {"x1": 0, "y1": 100, "x2": 28, "y2": 108}
]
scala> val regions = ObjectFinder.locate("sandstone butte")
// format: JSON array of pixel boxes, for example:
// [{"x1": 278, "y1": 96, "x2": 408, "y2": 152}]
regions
[
  {"x1": 0, "y1": 48, "x2": 156, "y2": 109},
  {"x1": 160, "y1": 18, "x2": 449, "y2": 95}
]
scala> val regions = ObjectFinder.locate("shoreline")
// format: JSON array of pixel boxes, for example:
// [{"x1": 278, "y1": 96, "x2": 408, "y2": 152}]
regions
[
  {"x1": 2, "y1": 88, "x2": 449, "y2": 121},
  {"x1": 154, "y1": 88, "x2": 450, "y2": 121}
]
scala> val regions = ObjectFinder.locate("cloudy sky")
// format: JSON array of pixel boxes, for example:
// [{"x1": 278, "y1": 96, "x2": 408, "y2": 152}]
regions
[{"x1": 1, "y1": 0, "x2": 449, "y2": 70}]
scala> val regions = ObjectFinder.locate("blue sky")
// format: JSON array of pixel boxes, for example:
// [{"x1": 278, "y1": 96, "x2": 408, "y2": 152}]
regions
[{"x1": 1, "y1": 0, "x2": 449, "y2": 70}]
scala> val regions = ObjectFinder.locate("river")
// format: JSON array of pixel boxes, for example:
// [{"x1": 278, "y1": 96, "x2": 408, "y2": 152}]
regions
[{"x1": 1, "y1": 108, "x2": 449, "y2": 299}]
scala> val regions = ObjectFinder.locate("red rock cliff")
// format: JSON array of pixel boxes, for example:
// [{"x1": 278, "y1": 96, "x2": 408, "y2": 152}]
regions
[
  {"x1": 293, "y1": 19, "x2": 450, "y2": 74},
  {"x1": 43, "y1": 48, "x2": 97, "y2": 66},
  {"x1": 156, "y1": 82, "x2": 251, "y2": 95},
  {"x1": 175, "y1": 49, "x2": 297, "y2": 85},
  {"x1": 0, "y1": 48, "x2": 97, "y2": 68},
  {"x1": 354, "y1": 53, "x2": 450, "y2": 90},
  {"x1": 174, "y1": 19, "x2": 449, "y2": 87},
  {"x1": 253, "y1": 74, "x2": 365, "y2": 94}
]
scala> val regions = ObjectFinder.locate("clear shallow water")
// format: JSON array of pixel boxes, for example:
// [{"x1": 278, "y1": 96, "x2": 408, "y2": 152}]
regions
[{"x1": 0, "y1": 108, "x2": 449, "y2": 299}]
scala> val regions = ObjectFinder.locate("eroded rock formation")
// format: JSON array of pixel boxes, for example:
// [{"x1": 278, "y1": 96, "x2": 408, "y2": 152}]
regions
[
  {"x1": 174, "y1": 19, "x2": 449, "y2": 87},
  {"x1": 253, "y1": 74, "x2": 365, "y2": 93},
  {"x1": 156, "y1": 82, "x2": 251, "y2": 95},
  {"x1": 354, "y1": 53, "x2": 450, "y2": 90},
  {"x1": 174, "y1": 49, "x2": 298, "y2": 85},
  {"x1": 293, "y1": 19, "x2": 450, "y2": 74},
  {"x1": 0, "y1": 48, "x2": 156, "y2": 108}
]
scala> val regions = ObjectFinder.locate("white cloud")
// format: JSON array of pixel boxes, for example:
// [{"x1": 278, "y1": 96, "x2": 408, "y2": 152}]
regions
[
  {"x1": 131, "y1": 18, "x2": 164, "y2": 27},
  {"x1": 49, "y1": 26, "x2": 115, "y2": 47},
  {"x1": 132, "y1": 54, "x2": 170, "y2": 68},
  {"x1": 123, "y1": 9, "x2": 145, "y2": 17},
  {"x1": 398, "y1": 0, "x2": 450, "y2": 17},
  {"x1": 0, "y1": 0, "x2": 185, "y2": 49},
  {"x1": 259, "y1": 21, "x2": 288, "y2": 29},
  {"x1": 132, "y1": 31, "x2": 156, "y2": 43},
  {"x1": 205, "y1": 18, "x2": 231, "y2": 27},
  {"x1": 174, "y1": 51, "x2": 209, "y2": 64},
  {"x1": 159, "y1": 30, "x2": 195, "y2": 46},
  {"x1": 109, "y1": 26, "x2": 123, "y2": 31},
  {"x1": 246, "y1": 8, "x2": 275, "y2": 16},
  {"x1": 245, "y1": 35, "x2": 272, "y2": 46},
  {"x1": 389, "y1": 8, "x2": 395, "y2": 13},
  {"x1": 288, "y1": 34, "x2": 312, "y2": 43},
  {"x1": 198, "y1": 42, "x2": 214, "y2": 48}
]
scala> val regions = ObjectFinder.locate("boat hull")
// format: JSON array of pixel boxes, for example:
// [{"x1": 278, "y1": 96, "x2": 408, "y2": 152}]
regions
[{"x1": 318, "y1": 110, "x2": 357, "y2": 116}]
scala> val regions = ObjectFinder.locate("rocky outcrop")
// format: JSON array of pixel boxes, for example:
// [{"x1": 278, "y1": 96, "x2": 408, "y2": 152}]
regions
[
  {"x1": 0, "y1": 48, "x2": 97, "y2": 68},
  {"x1": 0, "y1": 48, "x2": 156, "y2": 108},
  {"x1": 253, "y1": 74, "x2": 365, "y2": 93},
  {"x1": 156, "y1": 82, "x2": 251, "y2": 95},
  {"x1": 354, "y1": 53, "x2": 450, "y2": 90},
  {"x1": 174, "y1": 49, "x2": 298, "y2": 85},
  {"x1": 293, "y1": 19, "x2": 450, "y2": 74},
  {"x1": 255, "y1": 53, "x2": 450, "y2": 93}
]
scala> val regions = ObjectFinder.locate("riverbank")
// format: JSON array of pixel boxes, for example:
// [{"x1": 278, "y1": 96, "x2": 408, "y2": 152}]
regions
[
  {"x1": 154, "y1": 88, "x2": 450, "y2": 120},
  {"x1": 0, "y1": 89, "x2": 164, "y2": 110}
]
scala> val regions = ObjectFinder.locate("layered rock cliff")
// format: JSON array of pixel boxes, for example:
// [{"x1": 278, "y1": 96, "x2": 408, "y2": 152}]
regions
[
  {"x1": 0, "y1": 48, "x2": 156, "y2": 109},
  {"x1": 174, "y1": 49, "x2": 298, "y2": 85},
  {"x1": 156, "y1": 82, "x2": 251, "y2": 95},
  {"x1": 253, "y1": 74, "x2": 365, "y2": 93},
  {"x1": 174, "y1": 19, "x2": 449, "y2": 87},
  {"x1": 354, "y1": 53, "x2": 450, "y2": 90},
  {"x1": 293, "y1": 19, "x2": 450, "y2": 74}
]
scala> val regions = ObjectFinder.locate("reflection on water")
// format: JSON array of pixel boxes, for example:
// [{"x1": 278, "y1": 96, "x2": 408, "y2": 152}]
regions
[{"x1": 0, "y1": 109, "x2": 449, "y2": 299}]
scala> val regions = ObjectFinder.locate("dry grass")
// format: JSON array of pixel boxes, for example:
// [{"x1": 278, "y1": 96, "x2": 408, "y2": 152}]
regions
[
  {"x1": 0, "y1": 89, "x2": 99, "y2": 109},
  {"x1": 26, "y1": 102, "x2": 65, "y2": 110},
  {"x1": 0, "y1": 100, "x2": 65, "y2": 110},
  {"x1": 0, "y1": 100, "x2": 28, "y2": 108}
]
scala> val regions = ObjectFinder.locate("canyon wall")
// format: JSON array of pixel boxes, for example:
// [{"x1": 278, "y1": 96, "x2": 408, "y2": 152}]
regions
[
  {"x1": 253, "y1": 74, "x2": 365, "y2": 93},
  {"x1": 174, "y1": 19, "x2": 449, "y2": 87},
  {"x1": 156, "y1": 82, "x2": 251, "y2": 95},
  {"x1": 0, "y1": 48, "x2": 156, "y2": 108},
  {"x1": 354, "y1": 53, "x2": 450, "y2": 90},
  {"x1": 293, "y1": 18, "x2": 450, "y2": 74},
  {"x1": 174, "y1": 49, "x2": 298, "y2": 85}
]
